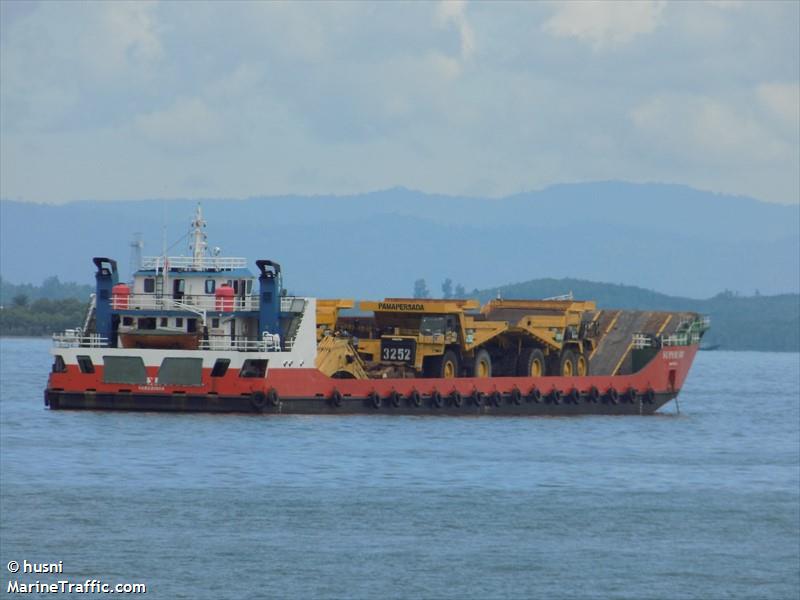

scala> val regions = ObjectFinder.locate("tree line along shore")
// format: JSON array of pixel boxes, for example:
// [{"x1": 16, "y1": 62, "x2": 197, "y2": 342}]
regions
[{"x1": 1, "y1": 276, "x2": 797, "y2": 352}]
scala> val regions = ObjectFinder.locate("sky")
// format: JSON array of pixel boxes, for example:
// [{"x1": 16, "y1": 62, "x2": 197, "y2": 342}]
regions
[{"x1": 1, "y1": 0, "x2": 798, "y2": 205}]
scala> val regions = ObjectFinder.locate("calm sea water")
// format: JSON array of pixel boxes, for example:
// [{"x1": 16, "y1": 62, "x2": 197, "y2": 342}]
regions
[{"x1": 0, "y1": 338, "x2": 798, "y2": 600}]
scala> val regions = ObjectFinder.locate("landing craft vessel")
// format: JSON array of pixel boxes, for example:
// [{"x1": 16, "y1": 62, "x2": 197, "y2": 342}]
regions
[{"x1": 45, "y1": 205, "x2": 708, "y2": 416}]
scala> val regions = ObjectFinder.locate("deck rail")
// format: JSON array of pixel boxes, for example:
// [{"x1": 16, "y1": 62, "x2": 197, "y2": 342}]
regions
[
  {"x1": 140, "y1": 256, "x2": 248, "y2": 270},
  {"x1": 53, "y1": 330, "x2": 109, "y2": 348},
  {"x1": 114, "y1": 293, "x2": 260, "y2": 312}
]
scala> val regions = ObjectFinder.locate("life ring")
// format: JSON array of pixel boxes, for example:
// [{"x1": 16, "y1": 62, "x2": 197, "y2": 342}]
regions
[
  {"x1": 450, "y1": 390, "x2": 463, "y2": 407},
  {"x1": 267, "y1": 388, "x2": 280, "y2": 407},
  {"x1": 330, "y1": 389, "x2": 343, "y2": 408},
  {"x1": 491, "y1": 390, "x2": 503, "y2": 406},
  {"x1": 368, "y1": 391, "x2": 381, "y2": 409},
  {"x1": 409, "y1": 389, "x2": 422, "y2": 407},
  {"x1": 510, "y1": 388, "x2": 522, "y2": 405},
  {"x1": 251, "y1": 391, "x2": 268, "y2": 411},
  {"x1": 528, "y1": 387, "x2": 542, "y2": 403},
  {"x1": 644, "y1": 388, "x2": 655, "y2": 404},
  {"x1": 548, "y1": 389, "x2": 562, "y2": 404},
  {"x1": 587, "y1": 386, "x2": 600, "y2": 403},
  {"x1": 431, "y1": 390, "x2": 444, "y2": 408},
  {"x1": 626, "y1": 387, "x2": 638, "y2": 403},
  {"x1": 389, "y1": 391, "x2": 402, "y2": 408},
  {"x1": 567, "y1": 388, "x2": 580, "y2": 404},
  {"x1": 605, "y1": 388, "x2": 619, "y2": 404}
]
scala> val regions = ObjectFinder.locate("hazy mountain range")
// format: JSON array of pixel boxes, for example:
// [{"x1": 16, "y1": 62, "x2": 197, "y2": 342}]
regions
[{"x1": 2, "y1": 181, "x2": 798, "y2": 299}]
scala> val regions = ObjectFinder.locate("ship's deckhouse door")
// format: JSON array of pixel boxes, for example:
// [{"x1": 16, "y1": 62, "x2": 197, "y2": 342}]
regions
[{"x1": 173, "y1": 279, "x2": 185, "y2": 300}]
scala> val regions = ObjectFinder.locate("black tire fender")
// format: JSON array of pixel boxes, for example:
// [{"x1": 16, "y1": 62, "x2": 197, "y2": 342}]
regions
[
  {"x1": 491, "y1": 390, "x2": 503, "y2": 406},
  {"x1": 409, "y1": 389, "x2": 422, "y2": 407},
  {"x1": 431, "y1": 390, "x2": 443, "y2": 408},
  {"x1": 567, "y1": 388, "x2": 580, "y2": 404},
  {"x1": 528, "y1": 387, "x2": 542, "y2": 403},
  {"x1": 606, "y1": 388, "x2": 619, "y2": 404},
  {"x1": 450, "y1": 390, "x2": 463, "y2": 407},
  {"x1": 267, "y1": 388, "x2": 280, "y2": 407},
  {"x1": 368, "y1": 391, "x2": 381, "y2": 409},
  {"x1": 389, "y1": 390, "x2": 402, "y2": 408},
  {"x1": 549, "y1": 389, "x2": 562, "y2": 404},
  {"x1": 330, "y1": 389, "x2": 343, "y2": 408},
  {"x1": 252, "y1": 391, "x2": 268, "y2": 411},
  {"x1": 626, "y1": 387, "x2": 638, "y2": 403},
  {"x1": 510, "y1": 388, "x2": 522, "y2": 405},
  {"x1": 588, "y1": 386, "x2": 600, "y2": 403},
  {"x1": 644, "y1": 388, "x2": 655, "y2": 404},
  {"x1": 472, "y1": 390, "x2": 484, "y2": 407}
]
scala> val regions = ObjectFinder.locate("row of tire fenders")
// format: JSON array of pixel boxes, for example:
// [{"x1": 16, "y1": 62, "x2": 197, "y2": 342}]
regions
[{"x1": 252, "y1": 385, "x2": 657, "y2": 410}]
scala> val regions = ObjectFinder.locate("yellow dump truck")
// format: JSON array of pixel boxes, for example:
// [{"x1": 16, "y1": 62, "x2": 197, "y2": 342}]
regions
[{"x1": 322, "y1": 297, "x2": 599, "y2": 379}]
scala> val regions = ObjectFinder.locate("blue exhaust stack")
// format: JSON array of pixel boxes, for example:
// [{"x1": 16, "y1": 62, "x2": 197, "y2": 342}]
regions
[
  {"x1": 256, "y1": 260, "x2": 282, "y2": 336},
  {"x1": 92, "y1": 257, "x2": 118, "y2": 341}
]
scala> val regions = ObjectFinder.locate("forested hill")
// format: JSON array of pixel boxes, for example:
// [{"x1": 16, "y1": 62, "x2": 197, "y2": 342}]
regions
[
  {"x1": 2, "y1": 182, "x2": 798, "y2": 299},
  {"x1": 471, "y1": 278, "x2": 799, "y2": 353},
  {"x1": 1, "y1": 276, "x2": 797, "y2": 352}
]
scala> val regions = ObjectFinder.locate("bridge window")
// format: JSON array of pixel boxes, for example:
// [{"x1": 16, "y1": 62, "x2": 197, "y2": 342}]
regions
[
  {"x1": 52, "y1": 355, "x2": 66, "y2": 373},
  {"x1": 246, "y1": 280, "x2": 253, "y2": 294},
  {"x1": 77, "y1": 355, "x2": 95, "y2": 374},
  {"x1": 160, "y1": 317, "x2": 168, "y2": 327},
  {"x1": 211, "y1": 318, "x2": 220, "y2": 328},
  {"x1": 239, "y1": 359, "x2": 268, "y2": 378},
  {"x1": 158, "y1": 358, "x2": 202, "y2": 386},
  {"x1": 137, "y1": 317, "x2": 157, "y2": 330},
  {"x1": 103, "y1": 356, "x2": 147, "y2": 384},
  {"x1": 144, "y1": 278, "x2": 155, "y2": 293},
  {"x1": 122, "y1": 316, "x2": 133, "y2": 326},
  {"x1": 205, "y1": 279, "x2": 216, "y2": 294},
  {"x1": 211, "y1": 359, "x2": 230, "y2": 377},
  {"x1": 175, "y1": 318, "x2": 183, "y2": 328},
  {"x1": 187, "y1": 318, "x2": 197, "y2": 333}
]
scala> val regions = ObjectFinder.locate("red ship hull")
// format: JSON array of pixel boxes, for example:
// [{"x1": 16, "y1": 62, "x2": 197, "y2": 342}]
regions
[{"x1": 45, "y1": 345, "x2": 697, "y2": 416}]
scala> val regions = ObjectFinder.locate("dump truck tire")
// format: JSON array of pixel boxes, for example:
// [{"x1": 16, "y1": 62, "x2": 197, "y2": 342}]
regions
[
  {"x1": 517, "y1": 347, "x2": 546, "y2": 377},
  {"x1": 441, "y1": 351, "x2": 459, "y2": 379},
  {"x1": 473, "y1": 349, "x2": 492, "y2": 378},
  {"x1": 576, "y1": 351, "x2": 590, "y2": 376},
  {"x1": 559, "y1": 349, "x2": 577, "y2": 377},
  {"x1": 423, "y1": 350, "x2": 460, "y2": 378}
]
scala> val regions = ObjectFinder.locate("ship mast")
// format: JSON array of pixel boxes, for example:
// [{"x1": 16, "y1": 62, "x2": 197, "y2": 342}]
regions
[{"x1": 190, "y1": 203, "x2": 207, "y2": 269}]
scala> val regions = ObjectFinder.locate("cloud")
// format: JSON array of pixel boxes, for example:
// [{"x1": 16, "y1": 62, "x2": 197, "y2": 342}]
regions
[
  {"x1": 757, "y1": 82, "x2": 800, "y2": 131},
  {"x1": 77, "y1": 2, "x2": 163, "y2": 79},
  {"x1": 1, "y1": 1, "x2": 798, "y2": 204},
  {"x1": 543, "y1": 0, "x2": 665, "y2": 49},
  {"x1": 135, "y1": 97, "x2": 224, "y2": 150},
  {"x1": 436, "y1": 0, "x2": 475, "y2": 60},
  {"x1": 630, "y1": 92, "x2": 791, "y2": 165}
]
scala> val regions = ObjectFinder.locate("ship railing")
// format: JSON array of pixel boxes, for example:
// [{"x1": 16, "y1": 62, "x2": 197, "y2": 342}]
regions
[
  {"x1": 280, "y1": 297, "x2": 306, "y2": 349},
  {"x1": 172, "y1": 300, "x2": 206, "y2": 325},
  {"x1": 140, "y1": 256, "x2": 248, "y2": 270},
  {"x1": 199, "y1": 333, "x2": 287, "y2": 353},
  {"x1": 116, "y1": 294, "x2": 260, "y2": 312},
  {"x1": 53, "y1": 330, "x2": 109, "y2": 348},
  {"x1": 632, "y1": 333, "x2": 659, "y2": 349},
  {"x1": 83, "y1": 293, "x2": 96, "y2": 332},
  {"x1": 661, "y1": 332, "x2": 702, "y2": 347},
  {"x1": 280, "y1": 296, "x2": 307, "y2": 313}
]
